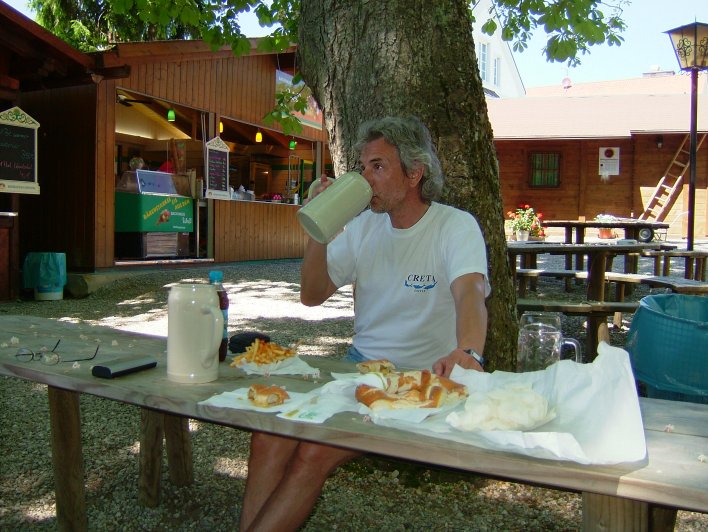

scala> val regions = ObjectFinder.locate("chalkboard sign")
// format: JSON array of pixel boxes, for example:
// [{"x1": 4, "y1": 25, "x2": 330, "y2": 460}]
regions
[
  {"x1": 0, "y1": 107, "x2": 40, "y2": 195},
  {"x1": 205, "y1": 136, "x2": 230, "y2": 200}
]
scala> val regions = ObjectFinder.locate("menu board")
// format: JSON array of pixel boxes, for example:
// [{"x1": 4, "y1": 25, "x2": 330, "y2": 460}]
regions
[
  {"x1": 0, "y1": 107, "x2": 40, "y2": 194},
  {"x1": 205, "y1": 136, "x2": 230, "y2": 200}
]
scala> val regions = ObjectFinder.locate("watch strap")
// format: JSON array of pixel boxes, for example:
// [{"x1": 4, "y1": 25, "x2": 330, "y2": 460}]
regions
[{"x1": 462, "y1": 348, "x2": 485, "y2": 368}]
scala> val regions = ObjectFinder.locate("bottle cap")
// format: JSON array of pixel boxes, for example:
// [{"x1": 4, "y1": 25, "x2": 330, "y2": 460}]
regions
[{"x1": 209, "y1": 270, "x2": 223, "y2": 283}]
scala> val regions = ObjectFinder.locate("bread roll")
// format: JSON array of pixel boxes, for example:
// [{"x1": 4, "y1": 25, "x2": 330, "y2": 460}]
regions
[
  {"x1": 355, "y1": 365, "x2": 468, "y2": 411},
  {"x1": 248, "y1": 384, "x2": 290, "y2": 407},
  {"x1": 356, "y1": 359, "x2": 396, "y2": 374}
]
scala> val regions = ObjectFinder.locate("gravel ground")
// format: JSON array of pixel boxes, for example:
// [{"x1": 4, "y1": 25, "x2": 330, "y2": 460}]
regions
[{"x1": 0, "y1": 246, "x2": 706, "y2": 531}]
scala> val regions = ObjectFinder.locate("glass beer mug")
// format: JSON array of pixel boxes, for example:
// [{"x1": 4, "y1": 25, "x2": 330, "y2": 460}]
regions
[{"x1": 517, "y1": 312, "x2": 581, "y2": 372}]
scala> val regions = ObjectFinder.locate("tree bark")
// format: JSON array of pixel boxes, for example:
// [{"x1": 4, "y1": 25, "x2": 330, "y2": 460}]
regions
[{"x1": 298, "y1": 0, "x2": 517, "y2": 370}]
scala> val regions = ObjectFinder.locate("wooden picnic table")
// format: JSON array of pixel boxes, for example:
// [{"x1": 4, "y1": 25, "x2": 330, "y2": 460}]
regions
[
  {"x1": 507, "y1": 241, "x2": 676, "y2": 357},
  {"x1": 541, "y1": 219, "x2": 671, "y2": 271},
  {"x1": 542, "y1": 219, "x2": 670, "y2": 244},
  {"x1": 1, "y1": 315, "x2": 707, "y2": 531}
]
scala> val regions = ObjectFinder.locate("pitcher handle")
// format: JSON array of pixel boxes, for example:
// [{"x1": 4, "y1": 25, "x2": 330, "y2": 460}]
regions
[
  {"x1": 200, "y1": 304, "x2": 224, "y2": 369},
  {"x1": 561, "y1": 338, "x2": 582, "y2": 364}
]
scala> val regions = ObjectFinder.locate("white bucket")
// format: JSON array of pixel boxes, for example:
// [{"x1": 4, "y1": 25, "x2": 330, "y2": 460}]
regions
[{"x1": 34, "y1": 285, "x2": 64, "y2": 301}]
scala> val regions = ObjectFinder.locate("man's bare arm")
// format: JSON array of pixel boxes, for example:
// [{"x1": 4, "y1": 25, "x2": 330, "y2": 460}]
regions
[
  {"x1": 300, "y1": 239, "x2": 338, "y2": 306},
  {"x1": 432, "y1": 273, "x2": 488, "y2": 377}
]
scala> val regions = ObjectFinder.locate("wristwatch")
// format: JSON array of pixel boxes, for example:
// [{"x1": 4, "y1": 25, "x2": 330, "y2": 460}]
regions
[{"x1": 462, "y1": 348, "x2": 485, "y2": 369}]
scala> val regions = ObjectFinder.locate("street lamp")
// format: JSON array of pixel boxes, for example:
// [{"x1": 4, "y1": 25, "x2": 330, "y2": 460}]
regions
[{"x1": 665, "y1": 22, "x2": 708, "y2": 250}]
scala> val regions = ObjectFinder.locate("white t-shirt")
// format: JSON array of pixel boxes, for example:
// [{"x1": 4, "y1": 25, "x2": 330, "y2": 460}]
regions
[{"x1": 327, "y1": 202, "x2": 490, "y2": 370}]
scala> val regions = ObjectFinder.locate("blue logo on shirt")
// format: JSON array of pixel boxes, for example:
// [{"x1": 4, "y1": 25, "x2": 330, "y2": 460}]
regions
[{"x1": 404, "y1": 274, "x2": 437, "y2": 291}]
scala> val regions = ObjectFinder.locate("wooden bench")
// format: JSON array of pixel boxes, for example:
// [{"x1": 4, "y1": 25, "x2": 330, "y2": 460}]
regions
[
  {"x1": 641, "y1": 250, "x2": 708, "y2": 282},
  {"x1": 604, "y1": 272, "x2": 708, "y2": 295},
  {"x1": 516, "y1": 298, "x2": 640, "y2": 360},
  {"x1": 517, "y1": 298, "x2": 639, "y2": 315},
  {"x1": 515, "y1": 268, "x2": 588, "y2": 296}
]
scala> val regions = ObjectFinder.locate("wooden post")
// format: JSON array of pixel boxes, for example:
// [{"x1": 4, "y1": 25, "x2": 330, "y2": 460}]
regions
[
  {"x1": 582, "y1": 492, "x2": 648, "y2": 531},
  {"x1": 163, "y1": 413, "x2": 193, "y2": 486},
  {"x1": 585, "y1": 250, "x2": 608, "y2": 361},
  {"x1": 139, "y1": 409, "x2": 194, "y2": 506},
  {"x1": 48, "y1": 386, "x2": 87, "y2": 532},
  {"x1": 582, "y1": 493, "x2": 677, "y2": 532},
  {"x1": 139, "y1": 408, "x2": 165, "y2": 507}
]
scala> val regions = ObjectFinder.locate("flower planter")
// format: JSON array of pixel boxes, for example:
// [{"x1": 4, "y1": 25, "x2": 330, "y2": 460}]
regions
[{"x1": 516, "y1": 230, "x2": 530, "y2": 242}]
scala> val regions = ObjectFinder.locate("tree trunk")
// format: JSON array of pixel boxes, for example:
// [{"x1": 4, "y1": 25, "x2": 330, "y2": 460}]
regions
[{"x1": 298, "y1": 0, "x2": 517, "y2": 370}]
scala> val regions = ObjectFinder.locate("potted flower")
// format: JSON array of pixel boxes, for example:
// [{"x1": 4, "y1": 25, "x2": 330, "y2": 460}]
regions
[
  {"x1": 507, "y1": 205, "x2": 544, "y2": 241},
  {"x1": 595, "y1": 214, "x2": 617, "y2": 239}
]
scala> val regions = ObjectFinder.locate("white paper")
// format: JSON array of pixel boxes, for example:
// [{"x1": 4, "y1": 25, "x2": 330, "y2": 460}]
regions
[
  {"x1": 371, "y1": 343, "x2": 646, "y2": 465},
  {"x1": 207, "y1": 345, "x2": 647, "y2": 464},
  {"x1": 278, "y1": 393, "x2": 360, "y2": 423},
  {"x1": 199, "y1": 387, "x2": 311, "y2": 413},
  {"x1": 231, "y1": 355, "x2": 320, "y2": 376}
]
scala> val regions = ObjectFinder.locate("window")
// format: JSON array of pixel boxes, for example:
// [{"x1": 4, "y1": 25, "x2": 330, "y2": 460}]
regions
[
  {"x1": 493, "y1": 57, "x2": 501, "y2": 86},
  {"x1": 529, "y1": 153, "x2": 561, "y2": 187},
  {"x1": 478, "y1": 43, "x2": 488, "y2": 82}
]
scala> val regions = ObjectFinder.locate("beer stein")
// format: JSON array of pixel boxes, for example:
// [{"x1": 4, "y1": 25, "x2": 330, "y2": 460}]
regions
[
  {"x1": 167, "y1": 284, "x2": 224, "y2": 383},
  {"x1": 517, "y1": 321, "x2": 581, "y2": 372}
]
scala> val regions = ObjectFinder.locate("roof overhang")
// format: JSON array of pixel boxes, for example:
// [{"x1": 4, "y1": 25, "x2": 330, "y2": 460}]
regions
[{"x1": 0, "y1": 0, "x2": 95, "y2": 96}]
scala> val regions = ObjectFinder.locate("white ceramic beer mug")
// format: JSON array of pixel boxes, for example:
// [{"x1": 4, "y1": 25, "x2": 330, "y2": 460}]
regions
[
  {"x1": 167, "y1": 284, "x2": 224, "y2": 383},
  {"x1": 297, "y1": 172, "x2": 373, "y2": 244}
]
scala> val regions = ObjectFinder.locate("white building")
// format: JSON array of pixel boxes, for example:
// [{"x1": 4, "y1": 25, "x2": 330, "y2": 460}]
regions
[{"x1": 471, "y1": 0, "x2": 526, "y2": 98}]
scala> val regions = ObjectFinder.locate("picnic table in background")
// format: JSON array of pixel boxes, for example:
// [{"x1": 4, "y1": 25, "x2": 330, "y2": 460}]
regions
[
  {"x1": 507, "y1": 241, "x2": 676, "y2": 358},
  {"x1": 542, "y1": 219, "x2": 671, "y2": 270}
]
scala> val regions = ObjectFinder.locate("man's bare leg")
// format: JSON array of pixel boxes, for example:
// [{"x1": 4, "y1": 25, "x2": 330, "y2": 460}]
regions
[
  {"x1": 245, "y1": 441, "x2": 361, "y2": 532},
  {"x1": 240, "y1": 432, "x2": 300, "y2": 531}
]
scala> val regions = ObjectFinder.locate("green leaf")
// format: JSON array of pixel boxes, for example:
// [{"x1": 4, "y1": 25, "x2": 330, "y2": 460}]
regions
[
  {"x1": 232, "y1": 37, "x2": 252, "y2": 56},
  {"x1": 481, "y1": 19, "x2": 497, "y2": 36}
]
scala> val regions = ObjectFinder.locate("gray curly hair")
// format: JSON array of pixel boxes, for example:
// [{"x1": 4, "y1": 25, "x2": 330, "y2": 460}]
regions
[{"x1": 353, "y1": 116, "x2": 444, "y2": 202}]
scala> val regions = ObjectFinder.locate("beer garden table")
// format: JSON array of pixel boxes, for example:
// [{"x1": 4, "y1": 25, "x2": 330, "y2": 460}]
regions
[
  {"x1": 1, "y1": 315, "x2": 706, "y2": 531},
  {"x1": 507, "y1": 241, "x2": 676, "y2": 356},
  {"x1": 541, "y1": 219, "x2": 671, "y2": 271}
]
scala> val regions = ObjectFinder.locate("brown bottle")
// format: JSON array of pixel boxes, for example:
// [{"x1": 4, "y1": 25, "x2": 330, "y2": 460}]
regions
[{"x1": 209, "y1": 270, "x2": 229, "y2": 362}]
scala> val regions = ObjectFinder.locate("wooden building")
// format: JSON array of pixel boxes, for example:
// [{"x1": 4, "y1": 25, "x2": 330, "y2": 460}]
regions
[
  {"x1": 2, "y1": 1, "x2": 707, "y2": 303},
  {"x1": 0, "y1": 0, "x2": 97, "y2": 299},
  {"x1": 1, "y1": 0, "x2": 329, "y2": 283},
  {"x1": 487, "y1": 73, "x2": 708, "y2": 241}
]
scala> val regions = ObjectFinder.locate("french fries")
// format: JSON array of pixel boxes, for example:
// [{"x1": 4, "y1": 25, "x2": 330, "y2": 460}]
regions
[{"x1": 230, "y1": 338, "x2": 296, "y2": 366}]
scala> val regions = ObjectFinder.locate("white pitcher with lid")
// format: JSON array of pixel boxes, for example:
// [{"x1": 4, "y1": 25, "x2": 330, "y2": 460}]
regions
[{"x1": 167, "y1": 283, "x2": 224, "y2": 383}]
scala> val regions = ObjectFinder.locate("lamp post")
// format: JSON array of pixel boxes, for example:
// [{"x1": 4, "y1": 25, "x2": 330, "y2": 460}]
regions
[{"x1": 665, "y1": 22, "x2": 708, "y2": 251}]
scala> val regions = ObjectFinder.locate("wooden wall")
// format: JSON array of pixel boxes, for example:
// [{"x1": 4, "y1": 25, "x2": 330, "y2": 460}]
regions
[
  {"x1": 114, "y1": 52, "x2": 326, "y2": 143},
  {"x1": 96, "y1": 79, "x2": 117, "y2": 268},
  {"x1": 495, "y1": 133, "x2": 707, "y2": 240},
  {"x1": 18, "y1": 85, "x2": 99, "y2": 270},
  {"x1": 213, "y1": 201, "x2": 307, "y2": 262}
]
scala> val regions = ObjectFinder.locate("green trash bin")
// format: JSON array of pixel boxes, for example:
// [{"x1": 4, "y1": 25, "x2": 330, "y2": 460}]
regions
[
  {"x1": 626, "y1": 294, "x2": 708, "y2": 404},
  {"x1": 22, "y1": 252, "x2": 67, "y2": 301}
]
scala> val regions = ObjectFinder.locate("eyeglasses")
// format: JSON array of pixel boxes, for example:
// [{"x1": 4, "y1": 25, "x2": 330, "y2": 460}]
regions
[{"x1": 15, "y1": 340, "x2": 100, "y2": 366}]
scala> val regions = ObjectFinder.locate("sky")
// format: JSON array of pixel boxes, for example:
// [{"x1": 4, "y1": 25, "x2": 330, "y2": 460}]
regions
[{"x1": 4, "y1": 0, "x2": 706, "y2": 88}]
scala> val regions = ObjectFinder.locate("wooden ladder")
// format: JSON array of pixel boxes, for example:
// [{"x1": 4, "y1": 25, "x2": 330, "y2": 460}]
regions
[{"x1": 639, "y1": 133, "x2": 707, "y2": 221}]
